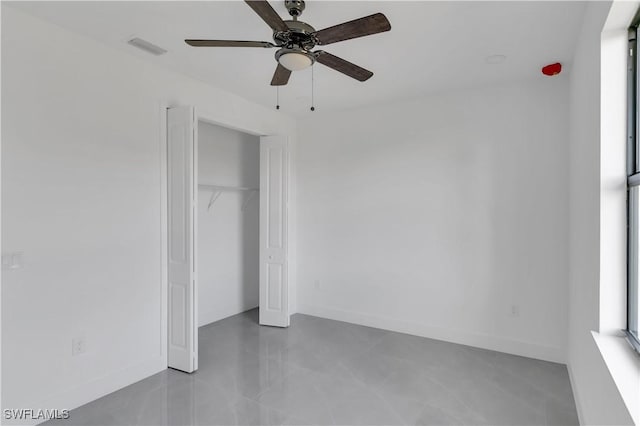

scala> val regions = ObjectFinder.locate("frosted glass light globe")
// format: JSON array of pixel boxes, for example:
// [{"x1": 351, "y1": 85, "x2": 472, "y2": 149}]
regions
[{"x1": 278, "y1": 52, "x2": 313, "y2": 71}]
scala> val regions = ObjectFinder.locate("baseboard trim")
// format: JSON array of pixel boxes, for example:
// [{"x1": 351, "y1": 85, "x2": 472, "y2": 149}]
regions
[
  {"x1": 19, "y1": 356, "x2": 166, "y2": 426},
  {"x1": 297, "y1": 304, "x2": 565, "y2": 364},
  {"x1": 199, "y1": 305, "x2": 259, "y2": 328}
]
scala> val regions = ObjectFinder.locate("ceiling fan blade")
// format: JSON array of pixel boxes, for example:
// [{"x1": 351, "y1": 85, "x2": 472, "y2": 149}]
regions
[
  {"x1": 245, "y1": 1, "x2": 289, "y2": 33},
  {"x1": 315, "y1": 51, "x2": 373, "y2": 82},
  {"x1": 313, "y1": 13, "x2": 391, "y2": 46},
  {"x1": 271, "y1": 63, "x2": 292, "y2": 86},
  {"x1": 185, "y1": 40, "x2": 276, "y2": 48}
]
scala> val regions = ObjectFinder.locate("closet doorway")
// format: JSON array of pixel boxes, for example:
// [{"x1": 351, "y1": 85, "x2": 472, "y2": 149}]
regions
[
  {"x1": 197, "y1": 121, "x2": 260, "y2": 328},
  {"x1": 165, "y1": 106, "x2": 289, "y2": 373}
]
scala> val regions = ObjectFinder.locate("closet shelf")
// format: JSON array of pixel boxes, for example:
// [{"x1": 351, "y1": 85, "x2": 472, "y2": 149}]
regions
[{"x1": 198, "y1": 184, "x2": 259, "y2": 212}]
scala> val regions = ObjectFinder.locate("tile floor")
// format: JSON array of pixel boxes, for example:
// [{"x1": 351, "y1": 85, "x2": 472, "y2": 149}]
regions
[{"x1": 46, "y1": 309, "x2": 578, "y2": 425}]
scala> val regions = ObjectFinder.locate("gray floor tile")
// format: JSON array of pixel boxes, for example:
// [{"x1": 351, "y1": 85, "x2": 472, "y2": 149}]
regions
[
  {"x1": 254, "y1": 368, "x2": 336, "y2": 425},
  {"x1": 232, "y1": 397, "x2": 289, "y2": 426},
  {"x1": 45, "y1": 309, "x2": 578, "y2": 426},
  {"x1": 545, "y1": 397, "x2": 580, "y2": 426},
  {"x1": 195, "y1": 348, "x2": 302, "y2": 399}
]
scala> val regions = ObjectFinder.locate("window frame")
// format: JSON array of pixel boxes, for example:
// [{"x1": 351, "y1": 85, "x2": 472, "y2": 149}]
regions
[{"x1": 626, "y1": 22, "x2": 640, "y2": 353}]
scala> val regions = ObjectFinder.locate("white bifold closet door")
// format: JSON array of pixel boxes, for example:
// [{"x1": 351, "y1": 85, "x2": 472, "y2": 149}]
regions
[
  {"x1": 167, "y1": 106, "x2": 198, "y2": 372},
  {"x1": 259, "y1": 136, "x2": 290, "y2": 327}
]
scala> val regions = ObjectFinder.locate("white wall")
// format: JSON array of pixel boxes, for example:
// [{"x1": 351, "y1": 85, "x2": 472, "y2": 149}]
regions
[
  {"x1": 5, "y1": 2, "x2": 637, "y2": 425},
  {"x1": 198, "y1": 122, "x2": 260, "y2": 327},
  {"x1": 567, "y1": 1, "x2": 635, "y2": 424},
  {"x1": 0, "y1": 6, "x2": 296, "y2": 421},
  {"x1": 296, "y1": 78, "x2": 570, "y2": 363}
]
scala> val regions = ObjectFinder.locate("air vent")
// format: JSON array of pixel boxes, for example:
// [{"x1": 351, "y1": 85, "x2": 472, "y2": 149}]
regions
[{"x1": 127, "y1": 37, "x2": 167, "y2": 56}]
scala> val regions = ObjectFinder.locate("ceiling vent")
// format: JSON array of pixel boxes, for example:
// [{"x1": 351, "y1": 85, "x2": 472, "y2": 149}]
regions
[{"x1": 127, "y1": 37, "x2": 167, "y2": 56}]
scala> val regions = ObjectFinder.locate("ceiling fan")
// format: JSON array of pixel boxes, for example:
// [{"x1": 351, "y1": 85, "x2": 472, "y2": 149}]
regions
[{"x1": 185, "y1": 0, "x2": 391, "y2": 86}]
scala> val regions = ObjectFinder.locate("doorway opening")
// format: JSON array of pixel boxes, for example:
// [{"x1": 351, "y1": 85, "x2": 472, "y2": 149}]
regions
[
  {"x1": 165, "y1": 105, "x2": 290, "y2": 373},
  {"x1": 197, "y1": 121, "x2": 260, "y2": 327}
]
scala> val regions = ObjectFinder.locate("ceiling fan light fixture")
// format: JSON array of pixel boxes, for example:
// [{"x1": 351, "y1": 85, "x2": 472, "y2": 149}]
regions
[
  {"x1": 276, "y1": 48, "x2": 315, "y2": 71},
  {"x1": 185, "y1": 1, "x2": 392, "y2": 85}
]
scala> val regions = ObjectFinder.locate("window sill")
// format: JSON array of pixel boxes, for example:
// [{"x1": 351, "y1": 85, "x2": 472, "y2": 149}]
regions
[{"x1": 591, "y1": 331, "x2": 640, "y2": 424}]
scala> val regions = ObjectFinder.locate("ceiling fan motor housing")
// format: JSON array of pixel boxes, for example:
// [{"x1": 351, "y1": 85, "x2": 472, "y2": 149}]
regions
[
  {"x1": 274, "y1": 2, "x2": 317, "y2": 72},
  {"x1": 273, "y1": 19, "x2": 317, "y2": 51}
]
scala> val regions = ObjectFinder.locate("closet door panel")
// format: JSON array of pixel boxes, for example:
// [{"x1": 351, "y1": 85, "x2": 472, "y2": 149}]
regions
[
  {"x1": 259, "y1": 136, "x2": 289, "y2": 327},
  {"x1": 167, "y1": 106, "x2": 198, "y2": 372}
]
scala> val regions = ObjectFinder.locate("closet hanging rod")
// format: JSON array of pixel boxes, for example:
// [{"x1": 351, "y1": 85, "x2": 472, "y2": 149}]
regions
[{"x1": 198, "y1": 184, "x2": 259, "y2": 192}]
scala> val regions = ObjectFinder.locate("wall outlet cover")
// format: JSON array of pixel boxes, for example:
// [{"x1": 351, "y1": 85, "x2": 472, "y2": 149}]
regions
[{"x1": 72, "y1": 337, "x2": 86, "y2": 356}]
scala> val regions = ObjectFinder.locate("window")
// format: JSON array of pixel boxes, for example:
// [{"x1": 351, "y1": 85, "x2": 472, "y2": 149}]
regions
[{"x1": 626, "y1": 23, "x2": 640, "y2": 352}]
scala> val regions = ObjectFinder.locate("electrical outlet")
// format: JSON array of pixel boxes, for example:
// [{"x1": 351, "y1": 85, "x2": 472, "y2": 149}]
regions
[
  {"x1": 1, "y1": 254, "x2": 10, "y2": 270},
  {"x1": 1, "y1": 252, "x2": 23, "y2": 270},
  {"x1": 509, "y1": 305, "x2": 520, "y2": 317},
  {"x1": 72, "y1": 337, "x2": 86, "y2": 356}
]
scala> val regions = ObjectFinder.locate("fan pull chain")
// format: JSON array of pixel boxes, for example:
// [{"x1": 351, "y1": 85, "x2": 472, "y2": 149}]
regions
[
  {"x1": 276, "y1": 86, "x2": 280, "y2": 110},
  {"x1": 310, "y1": 66, "x2": 315, "y2": 112}
]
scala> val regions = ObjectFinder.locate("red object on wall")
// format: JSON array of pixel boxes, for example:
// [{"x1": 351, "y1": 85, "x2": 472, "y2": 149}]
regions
[{"x1": 542, "y1": 63, "x2": 562, "y2": 76}]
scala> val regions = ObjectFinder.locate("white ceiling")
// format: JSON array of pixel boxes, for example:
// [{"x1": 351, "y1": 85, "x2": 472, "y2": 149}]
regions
[{"x1": 8, "y1": 1, "x2": 587, "y2": 116}]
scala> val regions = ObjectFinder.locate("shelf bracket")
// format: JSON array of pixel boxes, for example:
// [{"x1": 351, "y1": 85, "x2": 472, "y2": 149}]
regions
[
  {"x1": 207, "y1": 190, "x2": 222, "y2": 212},
  {"x1": 241, "y1": 189, "x2": 259, "y2": 212}
]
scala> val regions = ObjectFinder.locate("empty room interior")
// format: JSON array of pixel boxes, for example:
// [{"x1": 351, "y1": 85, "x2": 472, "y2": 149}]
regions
[{"x1": 2, "y1": 1, "x2": 640, "y2": 425}]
